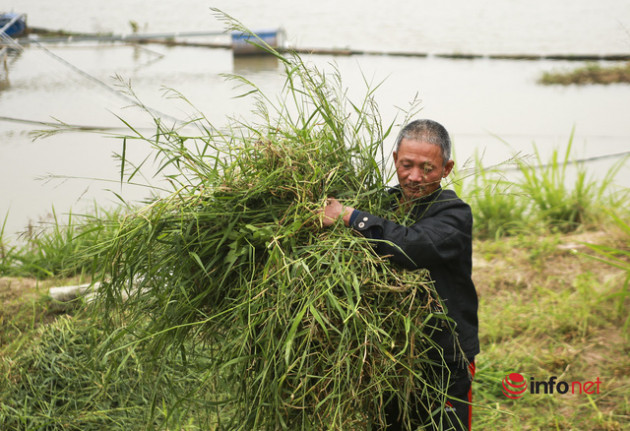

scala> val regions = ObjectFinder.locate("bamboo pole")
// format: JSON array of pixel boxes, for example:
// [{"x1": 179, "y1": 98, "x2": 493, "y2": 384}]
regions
[{"x1": 13, "y1": 27, "x2": 630, "y2": 61}]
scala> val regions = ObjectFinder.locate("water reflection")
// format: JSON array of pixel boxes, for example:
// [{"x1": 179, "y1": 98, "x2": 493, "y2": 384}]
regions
[
  {"x1": 130, "y1": 44, "x2": 165, "y2": 72},
  {"x1": 0, "y1": 49, "x2": 23, "y2": 91},
  {"x1": 232, "y1": 54, "x2": 280, "y2": 73}
]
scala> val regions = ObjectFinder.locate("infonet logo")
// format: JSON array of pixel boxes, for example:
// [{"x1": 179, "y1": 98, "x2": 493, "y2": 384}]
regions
[
  {"x1": 502, "y1": 373, "x2": 602, "y2": 399},
  {"x1": 502, "y1": 373, "x2": 528, "y2": 399}
]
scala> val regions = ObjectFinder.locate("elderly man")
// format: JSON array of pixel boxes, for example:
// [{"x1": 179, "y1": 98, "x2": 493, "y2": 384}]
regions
[{"x1": 321, "y1": 119, "x2": 479, "y2": 430}]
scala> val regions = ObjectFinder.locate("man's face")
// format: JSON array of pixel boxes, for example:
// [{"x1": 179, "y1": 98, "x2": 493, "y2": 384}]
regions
[{"x1": 393, "y1": 138, "x2": 454, "y2": 201}]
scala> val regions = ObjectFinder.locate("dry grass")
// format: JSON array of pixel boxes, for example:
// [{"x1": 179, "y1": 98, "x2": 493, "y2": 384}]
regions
[{"x1": 472, "y1": 228, "x2": 630, "y2": 430}]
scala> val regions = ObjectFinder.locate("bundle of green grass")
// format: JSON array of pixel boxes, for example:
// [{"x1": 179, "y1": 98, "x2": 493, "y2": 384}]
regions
[{"x1": 85, "y1": 24, "x2": 450, "y2": 430}]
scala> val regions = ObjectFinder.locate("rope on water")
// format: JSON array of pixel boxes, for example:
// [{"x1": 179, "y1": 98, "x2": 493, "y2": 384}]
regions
[
  {"x1": 29, "y1": 39, "x2": 183, "y2": 125},
  {"x1": 0, "y1": 115, "x2": 148, "y2": 132},
  {"x1": 484, "y1": 150, "x2": 630, "y2": 172}
]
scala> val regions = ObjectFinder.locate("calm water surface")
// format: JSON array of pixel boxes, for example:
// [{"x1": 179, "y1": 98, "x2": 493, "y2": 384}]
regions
[{"x1": 1, "y1": 0, "x2": 629, "y2": 237}]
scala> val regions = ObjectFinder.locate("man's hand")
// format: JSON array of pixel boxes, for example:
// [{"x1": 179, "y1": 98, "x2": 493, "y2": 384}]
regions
[{"x1": 320, "y1": 197, "x2": 354, "y2": 227}]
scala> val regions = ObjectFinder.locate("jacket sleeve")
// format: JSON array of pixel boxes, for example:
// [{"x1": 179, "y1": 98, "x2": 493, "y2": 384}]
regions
[{"x1": 349, "y1": 200, "x2": 472, "y2": 269}]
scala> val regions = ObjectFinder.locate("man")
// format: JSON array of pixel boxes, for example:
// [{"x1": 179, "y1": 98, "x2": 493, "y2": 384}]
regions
[{"x1": 321, "y1": 119, "x2": 479, "y2": 430}]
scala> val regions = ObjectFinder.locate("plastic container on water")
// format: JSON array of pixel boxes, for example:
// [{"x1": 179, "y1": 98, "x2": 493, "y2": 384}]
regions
[
  {"x1": 0, "y1": 12, "x2": 27, "y2": 37},
  {"x1": 231, "y1": 28, "x2": 286, "y2": 56}
]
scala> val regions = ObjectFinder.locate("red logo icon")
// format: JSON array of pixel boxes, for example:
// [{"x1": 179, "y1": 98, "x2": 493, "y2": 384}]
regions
[{"x1": 502, "y1": 373, "x2": 527, "y2": 399}]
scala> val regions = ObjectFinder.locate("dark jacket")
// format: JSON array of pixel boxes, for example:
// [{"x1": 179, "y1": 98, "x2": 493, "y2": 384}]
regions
[{"x1": 350, "y1": 187, "x2": 479, "y2": 362}]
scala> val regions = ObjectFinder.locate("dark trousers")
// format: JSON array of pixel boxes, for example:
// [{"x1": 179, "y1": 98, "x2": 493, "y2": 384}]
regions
[{"x1": 381, "y1": 360, "x2": 476, "y2": 431}]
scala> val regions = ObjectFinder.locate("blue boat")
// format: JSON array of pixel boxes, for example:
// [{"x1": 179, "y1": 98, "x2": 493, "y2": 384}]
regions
[{"x1": 0, "y1": 12, "x2": 27, "y2": 37}]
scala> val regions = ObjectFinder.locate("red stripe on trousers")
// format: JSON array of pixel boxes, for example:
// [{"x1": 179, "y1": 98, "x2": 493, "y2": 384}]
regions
[{"x1": 468, "y1": 361, "x2": 476, "y2": 430}]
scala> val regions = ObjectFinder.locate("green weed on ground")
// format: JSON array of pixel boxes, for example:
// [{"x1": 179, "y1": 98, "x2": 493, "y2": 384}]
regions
[
  {"x1": 453, "y1": 134, "x2": 628, "y2": 239},
  {"x1": 1, "y1": 312, "x2": 220, "y2": 430},
  {"x1": 1, "y1": 206, "x2": 125, "y2": 279},
  {"x1": 2, "y1": 220, "x2": 629, "y2": 430}
]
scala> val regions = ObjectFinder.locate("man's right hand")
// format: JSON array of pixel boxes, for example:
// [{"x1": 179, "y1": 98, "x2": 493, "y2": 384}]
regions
[{"x1": 320, "y1": 197, "x2": 354, "y2": 227}]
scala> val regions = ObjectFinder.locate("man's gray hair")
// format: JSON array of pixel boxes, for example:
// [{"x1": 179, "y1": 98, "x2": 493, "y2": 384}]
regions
[{"x1": 394, "y1": 119, "x2": 452, "y2": 166}]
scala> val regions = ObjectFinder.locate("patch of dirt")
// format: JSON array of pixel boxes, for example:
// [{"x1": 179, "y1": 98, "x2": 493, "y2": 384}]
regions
[
  {"x1": 473, "y1": 230, "x2": 627, "y2": 297},
  {"x1": 0, "y1": 277, "x2": 76, "y2": 350},
  {"x1": 0, "y1": 276, "x2": 42, "y2": 315}
]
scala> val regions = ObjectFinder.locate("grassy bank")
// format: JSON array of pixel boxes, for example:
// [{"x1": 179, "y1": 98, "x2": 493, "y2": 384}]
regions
[
  {"x1": 2, "y1": 138, "x2": 628, "y2": 430},
  {"x1": 473, "y1": 227, "x2": 630, "y2": 430},
  {"x1": 2, "y1": 221, "x2": 629, "y2": 429}
]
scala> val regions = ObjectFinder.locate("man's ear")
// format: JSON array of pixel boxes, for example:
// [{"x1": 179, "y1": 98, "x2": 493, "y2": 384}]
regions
[
  {"x1": 443, "y1": 160, "x2": 455, "y2": 177},
  {"x1": 393, "y1": 151, "x2": 398, "y2": 164}
]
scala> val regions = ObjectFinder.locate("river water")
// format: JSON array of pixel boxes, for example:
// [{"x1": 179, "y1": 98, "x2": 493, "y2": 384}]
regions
[{"x1": 1, "y1": 0, "x2": 630, "y2": 238}]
